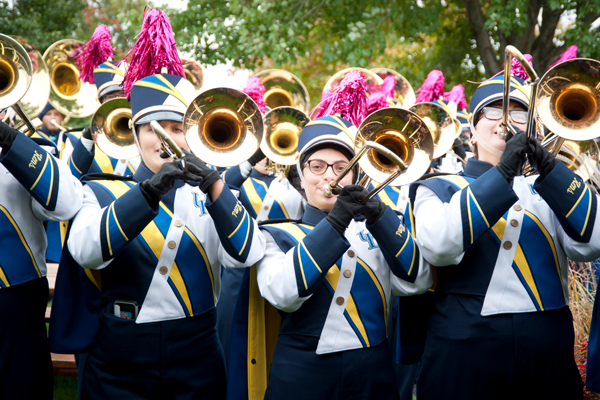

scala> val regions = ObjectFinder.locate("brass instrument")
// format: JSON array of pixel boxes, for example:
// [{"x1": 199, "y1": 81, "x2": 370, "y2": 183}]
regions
[
  {"x1": 183, "y1": 87, "x2": 263, "y2": 167},
  {"x1": 409, "y1": 102, "x2": 460, "y2": 159},
  {"x1": 542, "y1": 133, "x2": 599, "y2": 181},
  {"x1": 91, "y1": 98, "x2": 138, "y2": 160},
  {"x1": 255, "y1": 70, "x2": 310, "y2": 113},
  {"x1": 42, "y1": 39, "x2": 100, "y2": 118},
  {"x1": 0, "y1": 34, "x2": 38, "y2": 136},
  {"x1": 262, "y1": 107, "x2": 310, "y2": 170},
  {"x1": 371, "y1": 68, "x2": 416, "y2": 108},
  {"x1": 323, "y1": 108, "x2": 434, "y2": 201},
  {"x1": 150, "y1": 120, "x2": 184, "y2": 160},
  {"x1": 181, "y1": 59, "x2": 204, "y2": 93},
  {"x1": 10, "y1": 36, "x2": 50, "y2": 118},
  {"x1": 536, "y1": 58, "x2": 600, "y2": 142},
  {"x1": 323, "y1": 68, "x2": 383, "y2": 98}
]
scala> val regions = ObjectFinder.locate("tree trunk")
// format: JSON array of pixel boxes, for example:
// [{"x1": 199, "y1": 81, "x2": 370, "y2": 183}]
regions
[{"x1": 461, "y1": 0, "x2": 501, "y2": 76}]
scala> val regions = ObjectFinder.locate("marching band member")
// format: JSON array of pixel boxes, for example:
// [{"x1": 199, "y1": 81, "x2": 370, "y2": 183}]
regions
[
  {"x1": 37, "y1": 101, "x2": 65, "y2": 140},
  {"x1": 0, "y1": 120, "x2": 83, "y2": 400},
  {"x1": 409, "y1": 74, "x2": 600, "y2": 399},
  {"x1": 254, "y1": 116, "x2": 432, "y2": 399},
  {"x1": 66, "y1": 72, "x2": 265, "y2": 400}
]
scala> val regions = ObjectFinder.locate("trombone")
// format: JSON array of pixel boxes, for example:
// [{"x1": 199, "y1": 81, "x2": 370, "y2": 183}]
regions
[
  {"x1": 182, "y1": 87, "x2": 264, "y2": 167},
  {"x1": 323, "y1": 108, "x2": 434, "y2": 202},
  {"x1": 0, "y1": 34, "x2": 40, "y2": 136},
  {"x1": 503, "y1": 45, "x2": 600, "y2": 174},
  {"x1": 255, "y1": 70, "x2": 310, "y2": 113}
]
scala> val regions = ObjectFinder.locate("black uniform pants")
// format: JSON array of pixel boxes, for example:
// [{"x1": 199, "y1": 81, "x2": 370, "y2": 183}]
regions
[
  {"x1": 418, "y1": 294, "x2": 583, "y2": 400},
  {"x1": 81, "y1": 307, "x2": 226, "y2": 400},
  {"x1": 0, "y1": 277, "x2": 53, "y2": 400}
]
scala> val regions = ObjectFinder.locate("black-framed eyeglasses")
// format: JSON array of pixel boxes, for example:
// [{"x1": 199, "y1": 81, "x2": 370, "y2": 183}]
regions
[
  {"x1": 304, "y1": 159, "x2": 349, "y2": 176},
  {"x1": 482, "y1": 107, "x2": 528, "y2": 124}
]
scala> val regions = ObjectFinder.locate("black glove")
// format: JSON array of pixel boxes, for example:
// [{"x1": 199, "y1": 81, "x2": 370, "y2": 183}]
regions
[
  {"x1": 182, "y1": 151, "x2": 221, "y2": 193},
  {"x1": 247, "y1": 147, "x2": 266, "y2": 166},
  {"x1": 496, "y1": 131, "x2": 532, "y2": 184},
  {"x1": 362, "y1": 195, "x2": 388, "y2": 225},
  {"x1": 326, "y1": 185, "x2": 369, "y2": 236},
  {"x1": 139, "y1": 161, "x2": 189, "y2": 206},
  {"x1": 529, "y1": 138, "x2": 558, "y2": 179},
  {"x1": 81, "y1": 127, "x2": 93, "y2": 141},
  {"x1": 0, "y1": 121, "x2": 19, "y2": 151}
]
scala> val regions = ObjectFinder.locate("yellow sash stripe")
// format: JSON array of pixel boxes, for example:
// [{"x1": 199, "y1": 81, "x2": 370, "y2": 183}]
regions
[
  {"x1": 524, "y1": 210, "x2": 565, "y2": 302},
  {"x1": 30, "y1": 156, "x2": 49, "y2": 191},
  {"x1": 468, "y1": 187, "x2": 490, "y2": 228},
  {"x1": 296, "y1": 245, "x2": 308, "y2": 290},
  {"x1": 436, "y1": 175, "x2": 470, "y2": 189},
  {"x1": 376, "y1": 186, "x2": 396, "y2": 208},
  {"x1": 0, "y1": 266, "x2": 8, "y2": 287},
  {"x1": 272, "y1": 198, "x2": 290, "y2": 219},
  {"x1": 158, "y1": 202, "x2": 210, "y2": 311},
  {"x1": 243, "y1": 179, "x2": 264, "y2": 216},
  {"x1": 238, "y1": 212, "x2": 251, "y2": 256},
  {"x1": 94, "y1": 145, "x2": 115, "y2": 173},
  {"x1": 84, "y1": 269, "x2": 102, "y2": 290},
  {"x1": 69, "y1": 154, "x2": 83, "y2": 174},
  {"x1": 490, "y1": 218, "x2": 544, "y2": 310},
  {"x1": 0, "y1": 205, "x2": 40, "y2": 278},
  {"x1": 345, "y1": 292, "x2": 371, "y2": 347},
  {"x1": 268, "y1": 223, "x2": 315, "y2": 290},
  {"x1": 100, "y1": 182, "x2": 132, "y2": 256},
  {"x1": 110, "y1": 204, "x2": 129, "y2": 241},
  {"x1": 156, "y1": 75, "x2": 189, "y2": 107},
  {"x1": 356, "y1": 258, "x2": 387, "y2": 333}
]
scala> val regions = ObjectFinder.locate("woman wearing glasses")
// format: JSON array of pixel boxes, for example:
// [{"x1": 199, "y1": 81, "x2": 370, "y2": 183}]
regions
[
  {"x1": 408, "y1": 75, "x2": 600, "y2": 399},
  {"x1": 254, "y1": 116, "x2": 432, "y2": 400}
]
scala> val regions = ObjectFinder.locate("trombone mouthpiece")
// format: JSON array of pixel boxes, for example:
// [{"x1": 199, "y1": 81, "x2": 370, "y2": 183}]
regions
[{"x1": 322, "y1": 183, "x2": 335, "y2": 198}]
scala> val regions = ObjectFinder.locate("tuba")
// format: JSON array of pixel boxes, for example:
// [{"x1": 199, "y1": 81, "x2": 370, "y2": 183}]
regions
[
  {"x1": 42, "y1": 39, "x2": 100, "y2": 118},
  {"x1": 323, "y1": 108, "x2": 434, "y2": 201},
  {"x1": 183, "y1": 87, "x2": 263, "y2": 167},
  {"x1": 255, "y1": 70, "x2": 310, "y2": 113},
  {"x1": 262, "y1": 106, "x2": 310, "y2": 169},
  {"x1": 91, "y1": 98, "x2": 138, "y2": 160}
]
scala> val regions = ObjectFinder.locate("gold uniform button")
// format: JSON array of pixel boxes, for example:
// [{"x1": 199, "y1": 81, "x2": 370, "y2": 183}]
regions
[
  {"x1": 343, "y1": 270, "x2": 352, "y2": 278},
  {"x1": 514, "y1": 205, "x2": 522, "y2": 211},
  {"x1": 503, "y1": 241, "x2": 513, "y2": 250},
  {"x1": 174, "y1": 220, "x2": 183, "y2": 227},
  {"x1": 159, "y1": 266, "x2": 168, "y2": 275},
  {"x1": 347, "y1": 250, "x2": 355, "y2": 257},
  {"x1": 115, "y1": 172, "x2": 122, "y2": 176},
  {"x1": 268, "y1": 194, "x2": 274, "y2": 198},
  {"x1": 510, "y1": 219, "x2": 519, "y2": 227},
  {"x1": 264, "y1": 205, "x2": 269, "y2": 210},
  {"x1": 336, "y1": 297, "x2": 345, "y2": 305},
  {"x1": 168, "y1": 241, "x2": 176, "y2": 249},
  {"x1": 402, "y1": 195, "x2": 407, "y2": 200}
]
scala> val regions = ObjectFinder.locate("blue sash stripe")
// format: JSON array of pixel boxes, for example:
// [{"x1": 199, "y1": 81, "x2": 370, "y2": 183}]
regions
[
  {"x1": 0, "y1": 206, "x2": 40, "y2": 287},
  {"x1": 351, "y1": 262, "x2": 387, "y2": 346},
  {"x1": 519, "y1": 214, "x2": 567, "y2": 309},
  {"x1": 269, "y1": 199, "x2": 289, "y2": 220}
]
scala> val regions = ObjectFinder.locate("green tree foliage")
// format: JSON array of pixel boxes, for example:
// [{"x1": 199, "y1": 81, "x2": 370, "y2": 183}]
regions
[
  {"x1": 172, "y1": 0, "x2": 600, "y2": 106},
  {"x1": 0, "y1": 0, "x2": 86, "y2": 52}
]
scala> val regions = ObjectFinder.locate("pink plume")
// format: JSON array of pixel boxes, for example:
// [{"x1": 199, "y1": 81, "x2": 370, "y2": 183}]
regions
[
  {"x1": 380, "y1": 75, "x2": 396, "y2": 99},
  {"x1": 444, "y1": 84, "x2": 467, "y2": 111},
  {"x1": 367, "y1": 92, "x2": 389, "y2": 115},
  {"x1": 311, "y1": 71, "x2": 367, "y2": 126},
  {"x1": 122, "y1": 8, "x2": 185, "y2": 100},
  {"x1": 510, "y1": 54, "x2": 533, "y2": 80},
  {"x1": 415, "y1": 70, "x2": 445, "y2": 103},
  {"x1": 243, "y1": 77, "x2": 267, "y2": 113},
  {"x1": 310, "y1": 87, "x2": 333, "y2": 120},
  {"x1": 548, "y1": 45, "x2": 578, "y2": 69},
  {"x1": 75, "y1": 25, "x2": 113, "y2": 84}
]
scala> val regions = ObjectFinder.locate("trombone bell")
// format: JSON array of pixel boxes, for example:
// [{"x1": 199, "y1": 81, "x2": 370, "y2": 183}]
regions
[
  {"x1": 0, "y1": 34, "x2": 32, "y2": 109},
  {"x1": 536, "y1": 58, "x2": 600, "y2": 142},
  {"x1": 262, "y1": 107, "x2": 309, "y2": 165},
  {"x1": 255, "y1": 70, "x2": 311, "y2": 113},
  {"x1": 183, "y1": 87, "x2": 263, "y2": 167},
  {"x1": 92, "y1": 98, "x2": 138, "y2": 160}
]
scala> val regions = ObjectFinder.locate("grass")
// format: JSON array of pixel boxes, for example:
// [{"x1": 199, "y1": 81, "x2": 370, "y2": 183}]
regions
[{"x1": 54, "y1": 376, "x2": 78, "y2": 400}]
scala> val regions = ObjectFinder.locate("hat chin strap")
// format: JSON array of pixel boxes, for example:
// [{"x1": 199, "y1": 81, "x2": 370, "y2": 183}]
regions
[
  {"x1": 295, "y1": 158, "x2": 332, "y2": 213},
  {"x1": 470, "y1": 120, "x2": 504, "y2": 158}
]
